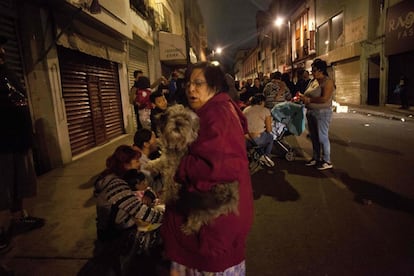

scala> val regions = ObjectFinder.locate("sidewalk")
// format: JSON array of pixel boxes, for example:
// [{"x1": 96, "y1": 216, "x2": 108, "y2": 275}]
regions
[
  {"x1": 1, "y1": 134, "x2": 134, "y2": 276},
  {"x1": 1, "y1": 104, "x2": 413, "y2": 275}
]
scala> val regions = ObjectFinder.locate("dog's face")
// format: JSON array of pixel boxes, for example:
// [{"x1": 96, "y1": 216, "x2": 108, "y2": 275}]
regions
[{"x1": 157, "y1": 105, "x2": 200, "y2": 151}]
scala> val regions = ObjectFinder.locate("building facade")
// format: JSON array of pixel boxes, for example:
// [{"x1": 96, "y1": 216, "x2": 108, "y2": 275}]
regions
[
  {"x1": 0, "y1": 0, "x2": 204, "y2": 174},
  {"x1": 241, "y1": 0, "x2": 413, "y2": 108}
]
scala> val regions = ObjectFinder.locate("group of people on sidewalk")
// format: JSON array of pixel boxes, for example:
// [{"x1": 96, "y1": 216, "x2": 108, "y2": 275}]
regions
[
  {"x1": 86, "y1": 58, "x2": 337, "y2": 275},
  {"x1": 83, "y1": 62, "x2": 254, "y2": 275},
  {"x1": 241, "y1": 59, "x2": 334, "y2": 171},
  {"x1": 0, "y1": 32, "x2": 337, "y2": 274}
]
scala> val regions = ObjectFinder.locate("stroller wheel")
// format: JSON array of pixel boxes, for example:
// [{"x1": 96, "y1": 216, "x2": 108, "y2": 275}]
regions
[{"x1": 285, "y1": 151, "x2": 295, "y2": 161}]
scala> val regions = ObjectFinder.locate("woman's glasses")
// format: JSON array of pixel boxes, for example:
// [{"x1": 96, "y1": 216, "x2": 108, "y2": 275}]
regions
[{"x1": 187, "y1": 80, "x2": 207, "y2": 88}]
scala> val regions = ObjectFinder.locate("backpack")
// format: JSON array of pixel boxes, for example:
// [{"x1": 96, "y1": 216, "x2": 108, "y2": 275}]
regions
[{"x1": 135, "y1": 88, "x2": 152, "y2": 109}]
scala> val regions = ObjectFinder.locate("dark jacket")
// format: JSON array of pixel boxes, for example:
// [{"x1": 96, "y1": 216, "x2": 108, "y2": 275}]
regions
[{"x1": 0, "y1": 63, "x2": 33, "y2": 153}]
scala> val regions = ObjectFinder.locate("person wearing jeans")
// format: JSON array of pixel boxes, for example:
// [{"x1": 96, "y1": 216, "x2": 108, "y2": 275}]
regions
[
  {"x1": 243, "y1": 94, "x2": 275, "y2": 167},
  {"x1": 300, "y1": 58, "x2": 334, "y2": 170},
  {"x1": 306, "y1": 108, "x2": 333, "y2": 168}
]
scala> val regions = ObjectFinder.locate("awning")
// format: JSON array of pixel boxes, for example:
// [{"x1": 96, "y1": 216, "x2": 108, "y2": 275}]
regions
[{"x1": 159, "y1": 31, "x2": 187, "y2": 63}]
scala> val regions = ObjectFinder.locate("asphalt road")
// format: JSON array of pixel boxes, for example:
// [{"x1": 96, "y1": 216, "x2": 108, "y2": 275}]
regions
[{"x1": 246, "y1": 112, "x2": 414, "y2": 276}]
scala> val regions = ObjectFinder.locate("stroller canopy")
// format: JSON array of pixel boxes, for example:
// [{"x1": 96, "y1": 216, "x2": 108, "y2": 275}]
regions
[{"x1": 271, "y1": 102, "x2": 305, "y2": 136}]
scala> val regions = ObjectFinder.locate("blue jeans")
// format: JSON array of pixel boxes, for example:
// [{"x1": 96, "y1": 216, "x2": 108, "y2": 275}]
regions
[
  {"x1": 252, "y1": 132, "x2": 273, "y2": 155},
  {"x1": 306, "y1": 108, "x2": 333, "y2": 163}
]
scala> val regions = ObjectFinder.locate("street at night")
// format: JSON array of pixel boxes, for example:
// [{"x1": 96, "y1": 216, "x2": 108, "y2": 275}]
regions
[
  {"x1": 247, "y1": 110, "x2": 414, "y2": 275},
  {"x1": 1, "y1": 0, "x2": 414, "y2": 275}
]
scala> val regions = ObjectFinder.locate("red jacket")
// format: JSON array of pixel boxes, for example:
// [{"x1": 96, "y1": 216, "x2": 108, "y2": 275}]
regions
[{"x1": 160, "y1": 92, "x2": 254, "y2": 272}]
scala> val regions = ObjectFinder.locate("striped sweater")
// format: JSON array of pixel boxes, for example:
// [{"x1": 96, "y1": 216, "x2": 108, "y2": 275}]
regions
[{"x1": 94, "y1": 173, "x2": 163, "y2": 237}]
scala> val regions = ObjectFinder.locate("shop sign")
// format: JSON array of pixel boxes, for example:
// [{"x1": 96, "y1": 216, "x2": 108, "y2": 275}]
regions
[
  {"x1": 159, "y1": 31, "x2": 187, "y2": 61},
  {"x1": 385, "y1": 0, "x2": 414, "y2": 55}
]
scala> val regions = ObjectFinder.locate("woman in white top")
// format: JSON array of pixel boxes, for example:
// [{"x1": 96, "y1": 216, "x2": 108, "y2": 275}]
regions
[{"x1": 243, "y1": 94, "x2": 275, "y2": 167}]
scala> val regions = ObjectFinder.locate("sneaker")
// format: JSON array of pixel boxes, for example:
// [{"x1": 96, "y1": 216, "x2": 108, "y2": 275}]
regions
[
  {"x1": 317, "y1": 161, "x2": 333, "y2": 170},
  {"x1": 259, "y1": 155, "x2": 274, "y2": 167},
  {"x1": 12, "y1": 211, "x2": 45, "y2": 235},
  {"x1": 264, "y1": 155, "x2": 275, "y2": 167},
  {"x1": 305, "y1": 159, "x2": 317, "y2": 166}
]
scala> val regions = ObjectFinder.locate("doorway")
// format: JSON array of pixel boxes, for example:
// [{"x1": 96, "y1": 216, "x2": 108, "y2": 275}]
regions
[{"x1": 367, "y1": 56, "x2": 380, "y2": 105}]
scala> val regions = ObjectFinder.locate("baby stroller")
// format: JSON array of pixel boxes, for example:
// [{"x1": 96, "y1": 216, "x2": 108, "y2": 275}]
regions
[{"x1": 271, "y1": 101, "x2": 305, "y2": 161}]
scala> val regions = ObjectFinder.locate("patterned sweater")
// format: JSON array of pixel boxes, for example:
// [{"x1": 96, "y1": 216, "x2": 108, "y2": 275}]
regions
[{"x1": 94, "y1": 173, "x2": 163, "y2": 240}]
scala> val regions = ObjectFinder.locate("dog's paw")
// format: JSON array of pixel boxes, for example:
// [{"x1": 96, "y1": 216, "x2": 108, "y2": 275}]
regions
[{"x1": 144, "y1": 159, "x2": 161, "y2": 174}]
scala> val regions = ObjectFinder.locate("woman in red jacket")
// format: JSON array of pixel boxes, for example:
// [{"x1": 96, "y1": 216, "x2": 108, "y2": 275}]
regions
[{"x1": 160, "y1": 62, "x2": 254, "y2": 275}]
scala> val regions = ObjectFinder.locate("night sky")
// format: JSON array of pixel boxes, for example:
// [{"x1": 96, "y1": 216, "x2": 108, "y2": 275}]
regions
[{"x1": 196, "y1": 0, "x2": 272, "y2": 69}]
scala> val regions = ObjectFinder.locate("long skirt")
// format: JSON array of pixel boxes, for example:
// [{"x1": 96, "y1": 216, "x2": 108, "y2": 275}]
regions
[{"x1": 0, "y1": 150, "x2": 37, "y2": 211}]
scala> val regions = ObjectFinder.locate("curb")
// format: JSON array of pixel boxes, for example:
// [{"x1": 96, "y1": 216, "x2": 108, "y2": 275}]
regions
[
  {"x1": 334, "y1": 104, "x2": 414, "y2": 123},
  {"x1": 348, "y1": 108, "x2": 414, "y2": 123}
]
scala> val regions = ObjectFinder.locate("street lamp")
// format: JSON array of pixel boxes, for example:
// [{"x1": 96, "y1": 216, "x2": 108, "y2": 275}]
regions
[
  {"x1": 209, "y1": 47, "x2": 222, "y2": 65},
  {"x1": 274, "y1": 17, "x2": 293, "y2": 78}
]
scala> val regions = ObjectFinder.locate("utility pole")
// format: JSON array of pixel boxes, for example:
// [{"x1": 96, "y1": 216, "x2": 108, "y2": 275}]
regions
[{"x1": 184, "y1": 0, "x2": 191, "y2": 65}]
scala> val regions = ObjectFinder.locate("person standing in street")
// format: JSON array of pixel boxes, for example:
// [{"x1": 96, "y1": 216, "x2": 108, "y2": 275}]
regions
[
  {"x1": 296, "y1": 69, "x2": 311, "y2": 94},
  {"x1": 263, "y1": 71, "x2": 290, "y2": 109},
  {"x1": 160, "y1": 62, "x2": 254, "y2": 275},
  {"x1": 167, "y1": 72, "x2": 178, "y2": 104},
  {"x1": 130, "y1": 70, "x2": 145, "y2": 129},
  {"x1": 129, "y1": 70, "x2": 167, "y2": 129},
  {"x1": 396, "y1": 75, "x2": 409, "y2": 110},
  {"x1": 0, "y1": 35, "x2": 45, "y2": 259},
  {"x1": 300, "y1": 58, "x2": 334, "y2": 170}
]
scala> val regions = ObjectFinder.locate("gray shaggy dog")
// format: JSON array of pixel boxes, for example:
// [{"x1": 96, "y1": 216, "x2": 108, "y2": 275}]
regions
[{"x1": 145, "y1": 104, "x2": 239, "y2": 235}]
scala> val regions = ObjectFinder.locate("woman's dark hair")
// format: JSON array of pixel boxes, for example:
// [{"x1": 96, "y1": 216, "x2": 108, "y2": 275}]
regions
[
  {"x1": 105, "y1": 145, "x2": 141, "y2": 177},
  {"x1": 250, "y1": 94, "x2": 266, "y2": 105},
  {"x1": 281, "y1": 73, "x2": 291, "y2": 82},
  {"x1": 185, "y1": 62, "x2": 226, "y2": 93},
  {"x1": 150, "y1": 90, "x2": 164, "y2": 104},
  {"x1": 311, "y1": 59, "x2": 329, "y2": 76},
  {"x1": 136, "y1": 76, "x2": 151, "y2": 89},
  {"x1": 133, "y1": 128, "x2": 152, "y2": 149}
]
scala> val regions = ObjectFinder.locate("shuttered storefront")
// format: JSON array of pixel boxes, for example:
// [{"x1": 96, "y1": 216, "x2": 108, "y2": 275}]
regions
[
  {"x1": 0, "y1": 0, "x2": 25, "y2": 91},
  {"x1": 333, "y1": 60, "x2": 361, "y2": 105},
  {"x1": 58, "y1": 46, "x2": 124, "y2": 156},
  {"x1": 128, "y1": 42, "x2": 149, "y2": 85}
]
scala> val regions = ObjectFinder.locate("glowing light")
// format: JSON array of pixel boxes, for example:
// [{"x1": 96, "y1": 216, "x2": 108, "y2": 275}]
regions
[{"x1": 274, "y1": 17, "x2": 284, "y2": 27}]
